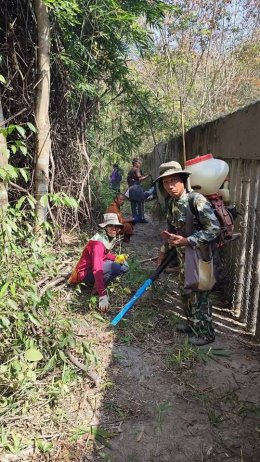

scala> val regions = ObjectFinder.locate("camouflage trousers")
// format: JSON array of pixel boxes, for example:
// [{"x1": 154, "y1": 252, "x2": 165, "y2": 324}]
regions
[{"x1": 177, "y1": 248, "x2": 215, "y2": 341}]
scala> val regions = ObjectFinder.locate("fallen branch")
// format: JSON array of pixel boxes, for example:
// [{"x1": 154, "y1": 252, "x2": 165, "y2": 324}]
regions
[
  {"x1": 139, "y1": 256, "x2": 157, "y2": 264},
  {"x1": 36, "y1": 276, "x2": 50, "y2": 287},
  {"x1": 38, "y1": 265, "x2": 72, "y2": 294},
  {"x1": 67, "y1": 351, "x2": 100, "y2": 387},
  {"x1": 39, "y1": 275, "x2": 70, "y2": 296}
]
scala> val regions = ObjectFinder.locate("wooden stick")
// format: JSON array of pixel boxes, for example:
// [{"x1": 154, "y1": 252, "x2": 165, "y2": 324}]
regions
[
  {"x1": 67, "y1": 351, "x2": 100, "y2": 386},
  {"x1": 38, "y1": 265, "x2": 72, "y2": 292},
  {"x1": 180, "y1": 96, "x2": 186, "y2": 165},
  {"x1": 139, "y1": 257, "x2": 157, "y2": 264},
  {"x1": 39, "y1": 276, "x2": 68, "y2": 295}
]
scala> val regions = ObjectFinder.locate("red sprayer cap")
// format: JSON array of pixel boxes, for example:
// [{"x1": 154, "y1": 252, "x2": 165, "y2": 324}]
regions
[{"x1": 185, "y1": 154, "x2": 213, "y2": 167}]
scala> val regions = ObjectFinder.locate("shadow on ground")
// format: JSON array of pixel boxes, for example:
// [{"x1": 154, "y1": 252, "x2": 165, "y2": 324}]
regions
[{"x1": 57, "y1": 215, "x2": 260, "y2": 462}]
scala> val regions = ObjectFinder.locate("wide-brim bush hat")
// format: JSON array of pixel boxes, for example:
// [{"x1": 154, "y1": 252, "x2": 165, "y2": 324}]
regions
[
  {"x1": 98, "y1": 213, "x2": 124, "y2": 228},
  {"x1": 155, "y1": 161, "x2": 191, "y2": 182},
  {"x1": 155, "y1": 161, "x2": 191, "y2": 198}
]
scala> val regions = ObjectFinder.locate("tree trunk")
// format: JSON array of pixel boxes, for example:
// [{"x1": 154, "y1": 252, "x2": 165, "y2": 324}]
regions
[
  {"x1": 0, "y1": 96, "x2": 8, "y2": 209},
  {"x1": 34, "y1": 0, "x2": 51, "y2": 233}
]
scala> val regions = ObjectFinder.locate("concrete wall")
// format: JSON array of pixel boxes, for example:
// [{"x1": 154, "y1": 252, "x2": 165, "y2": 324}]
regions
[
  {"x1": 143, "y1": 101, "x2": 260, "y2": 178},
  {"x1": 185, "y1": 101, "x2": 260, "y2": 161}
]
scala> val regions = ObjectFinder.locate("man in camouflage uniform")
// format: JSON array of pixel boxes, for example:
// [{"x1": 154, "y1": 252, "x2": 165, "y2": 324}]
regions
[{"x1": 155, "y1": 161, "x2": 220, "y2": 346}]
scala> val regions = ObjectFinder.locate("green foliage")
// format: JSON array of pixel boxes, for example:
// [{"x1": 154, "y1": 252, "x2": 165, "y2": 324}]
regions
[
  {"x1": 71, "y1": 424, "x2": 114, "y2": 448},
  {"x1": 0, "y1": 430, "x2": 27, "y2": 454},
  {"x1": 0, "y1": 206, "x2": 79, "y2": 419},
  {"x1": 155, "y1": 400, "x2": 172, "y2": 433},
  {"x1": 35, "y1": 438, "x2": 53, "y2": 454},
  {"x1": 124, "y1": 256, "x2": 152, "y2": 287},
  {"x1": 40, "y1": 192, "x2": 79, "y2": 209},
  {"x1": 167, "y1": 338, "x2": 230, "y2": 371},
  {"x1": 91, "y1": 177, "x2": 115, "y2": 218},
  {"x1": 0, "y1": 123, "x2": 35, "y2": 161},
  {"x1": 48, "y1": 0, "x2": 167, "y2": 102}
]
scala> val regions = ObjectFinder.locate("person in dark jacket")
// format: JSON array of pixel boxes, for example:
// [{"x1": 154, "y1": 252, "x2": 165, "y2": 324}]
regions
[
  {"x1": 110, "y1": 164, "x2": 122, "y2": 192},
  {"x1": 106, "y1": 193, "x2": 135, "y2": 243},
  {"x1": 127, "y1": 158, "x2": 149, "y2": 223}
]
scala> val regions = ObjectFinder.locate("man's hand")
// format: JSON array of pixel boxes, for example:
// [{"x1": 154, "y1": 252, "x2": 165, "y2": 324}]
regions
[
  {"x1": 98, "y1": 295, "x2": 109, "y2": 313},
  {"x1": 168, "y1": 234, "x2": 189, "y2": 247}
]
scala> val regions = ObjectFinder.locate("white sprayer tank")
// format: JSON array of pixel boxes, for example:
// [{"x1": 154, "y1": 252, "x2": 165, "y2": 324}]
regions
[{"x1": 185, "y1": 154, "x2": 229, "y2": 195}]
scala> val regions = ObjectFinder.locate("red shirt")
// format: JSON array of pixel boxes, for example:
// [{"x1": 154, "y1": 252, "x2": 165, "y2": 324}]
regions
[{"x1": 70, "y1": 240, "x2": 115, "y2": 296}]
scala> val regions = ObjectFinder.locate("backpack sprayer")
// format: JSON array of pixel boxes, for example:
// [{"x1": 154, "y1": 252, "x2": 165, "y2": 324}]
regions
[{"x1": 184, "y1": 154, "x2": 240, "y2": 243}]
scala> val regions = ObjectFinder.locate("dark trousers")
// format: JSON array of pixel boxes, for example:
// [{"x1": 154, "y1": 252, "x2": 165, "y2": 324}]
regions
[
  {"x1": 130, "y1": 200, "x2": 144, "y2": 222},
  {"x1": 84, "y1": 260, "x2": 129, "y2": 287}
]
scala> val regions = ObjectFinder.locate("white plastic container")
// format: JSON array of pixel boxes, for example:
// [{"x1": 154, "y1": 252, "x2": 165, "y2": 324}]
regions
[{"x1": 185, "y1": 154, "x2": 229, "y2": 195}]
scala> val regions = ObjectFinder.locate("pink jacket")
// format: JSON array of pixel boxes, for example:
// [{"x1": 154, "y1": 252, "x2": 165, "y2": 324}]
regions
[{"x1": 69, "y1": 240, "x2": 115, "y2": 296}]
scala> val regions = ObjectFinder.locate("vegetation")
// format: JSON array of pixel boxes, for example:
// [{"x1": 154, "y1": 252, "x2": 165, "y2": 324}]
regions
[{"x1": 0, "y1": 0, "x2": 259, "y2": 459}]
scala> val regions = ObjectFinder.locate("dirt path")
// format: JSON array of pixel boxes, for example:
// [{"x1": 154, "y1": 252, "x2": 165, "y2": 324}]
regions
[
  {"x1": 10, "y1": 215, "x2": 257, "y2": 462},
  {"x1": 2, "y1": 218, "x2": 259, "y2": 462},
  {"x1": 64, "y1": 216, "x2": 260, "y2": 462}
]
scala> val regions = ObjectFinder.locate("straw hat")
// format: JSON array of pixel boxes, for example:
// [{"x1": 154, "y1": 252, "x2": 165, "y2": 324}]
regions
[
  {"x1": 155, "y1": 161, "x2": 191, "y2": 182},
  {"x1": 98, "y1": 213, "x2": 123, "y2": 228}
]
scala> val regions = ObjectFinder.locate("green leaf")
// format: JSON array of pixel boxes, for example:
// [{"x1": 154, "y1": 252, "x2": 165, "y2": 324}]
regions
[
  {"x1": 7, "y1": 299, "x2": 19, "y2": 310},
  {"x1": 16, "y1": 126, "x2": 26, "y2": 138},
  {"x1": 28, "y1": 195, "x2": 36, "y2": 209},
  {"x1": 40, "y1": 195, "x2": 49, "y2": 207},
  {"x1": 65, "y1": 197, "x2": 78, "y2": 208},
  {"x1": 6, "y1": 164, "x2": 19, "y2": 180},
  {"x1": 0, "y1": 316, "x2": 11, "y2": 328},
  {"x1": 91, "y1": 312, "x2": 106, "y2": 323},
  {"x1": 0, "y1": 282, "x2": 9, "y2": 298},
  {"x1": 19, "y1": 168, "x2": 29, "y2": 182},
  {"x1": 27, "y1": 122, "x2": 37, "y2": 133},
  {"x1": 25, "y1": 348, "x2": 43, "y2": 362},
  {"x1": 28, "y1": 313, "x2": 41, "y2": 327},
  {"x1": 16, "y1": 196, "x2": 27, "y2": 210},
  {"x1": 40, "y1": 355, "x2": 56, "y2": 375},
  {"x1": 20, "y1": 145, "x2": 28, "y2": 156},
  {"x1": 58, "y1": 349, "x2": 67, "y2": 363},
  {"x1": 0, "y1": 74, "x2": 6, "y2": 84}
]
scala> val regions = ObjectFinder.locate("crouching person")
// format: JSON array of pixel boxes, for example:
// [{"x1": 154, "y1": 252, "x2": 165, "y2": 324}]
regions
[
  {"x1": 106, "y1": 193, "x2": 135, "y2": 243},
  {"x1": 155, "y1": 162, "x2": 220, "y2": 346},
  {"x1": 68, "y1": 213, "x2": 129, "y2": 313}
]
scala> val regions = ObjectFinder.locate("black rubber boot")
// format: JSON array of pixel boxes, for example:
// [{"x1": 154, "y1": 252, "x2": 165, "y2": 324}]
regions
[
  {"x1": 188, "y1": 336, "x2": 215, "y2": 346},
  {"x1": 176, "y1": 323, "x2": 192, "y2": 334}
]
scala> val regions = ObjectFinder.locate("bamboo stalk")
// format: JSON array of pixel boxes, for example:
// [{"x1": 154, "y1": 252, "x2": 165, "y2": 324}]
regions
[{"x1": 180, "y1": 96, "x2": 186, "y2": 165}]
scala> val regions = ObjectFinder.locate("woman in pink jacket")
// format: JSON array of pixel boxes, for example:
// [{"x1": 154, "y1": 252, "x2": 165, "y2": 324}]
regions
[{"x1": 68, "y1": 213, "x2": 129, "y2": 312}]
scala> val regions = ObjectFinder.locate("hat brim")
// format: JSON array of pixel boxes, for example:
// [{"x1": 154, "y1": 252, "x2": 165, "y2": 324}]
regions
[
  {"x1": 154, "y1": 169, "x2": 191, "y2": 183},
  {"x1": 98, "y1": 221, "x2": 124, "y2": 228}
]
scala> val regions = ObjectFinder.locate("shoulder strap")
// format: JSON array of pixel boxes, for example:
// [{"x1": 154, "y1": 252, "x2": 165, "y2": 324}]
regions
[
  {"x1": 188, "y1": 192, "x2": 199, "y2": 219},
  {"x1": 186, "y1": 192, "x2": 197, "y2": 236}
]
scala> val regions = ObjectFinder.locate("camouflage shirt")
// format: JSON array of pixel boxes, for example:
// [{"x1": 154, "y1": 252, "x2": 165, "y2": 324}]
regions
[{"x1": 166, "y1": 191, "x2": 220, "y2": 247}]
